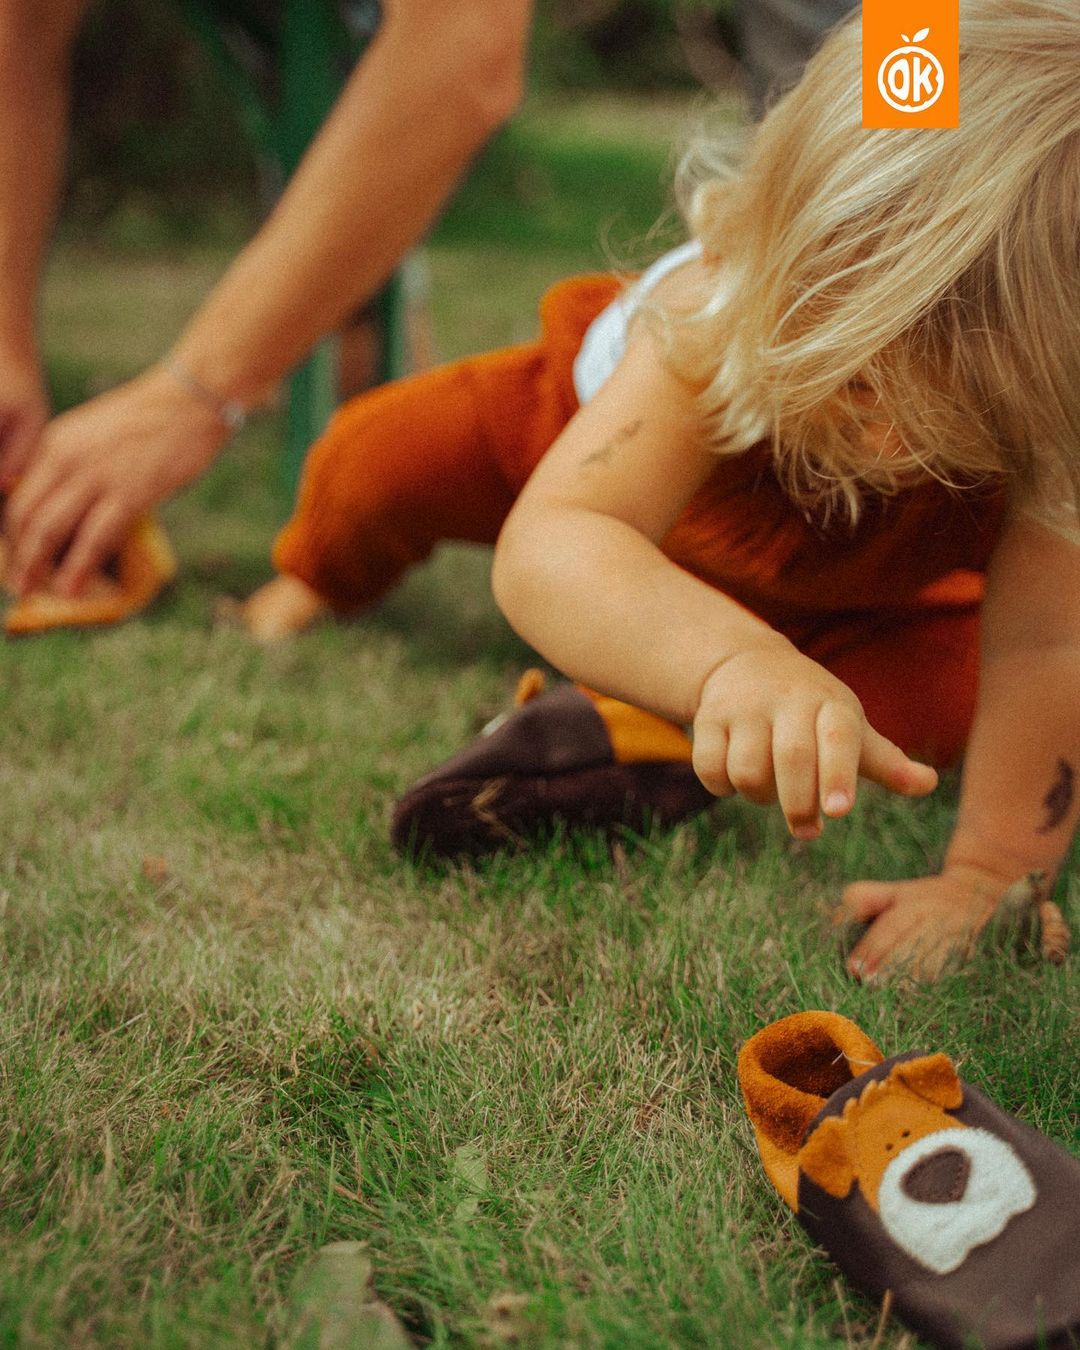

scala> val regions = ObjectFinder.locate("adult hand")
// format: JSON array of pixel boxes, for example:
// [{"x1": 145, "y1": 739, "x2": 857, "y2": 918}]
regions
[
  {"x1": 4, "y1": 363, "x2": 229, "y2": 597},
  {"x1": 836, "y1": 863, "x2": 1014, "y2": 984},
  {"x1": 0, "y1": 341, "x2": 49, "y2": 491},
  {"x1": 692, "y1": 640, "x2": 938, "y2": 838}
]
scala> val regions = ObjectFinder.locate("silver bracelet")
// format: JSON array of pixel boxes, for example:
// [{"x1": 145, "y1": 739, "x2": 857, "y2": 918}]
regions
[{"x1": 162, "y1": 354, "x2": 248, "y2": 434}]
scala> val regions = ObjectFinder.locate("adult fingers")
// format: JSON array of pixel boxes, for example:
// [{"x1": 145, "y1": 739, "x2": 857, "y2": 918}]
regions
[
  {"x1": 0, "y1": 408, "x2": 45, "y2": 490},
  {"x1": 53, "y1": 496, "x2": 132, "y2": 598},
  {"x1": 859, "y1": 725, "x2": 938, "y2": 798},
  {"x1": 772, "y1": 706, "x2": 820, "y2": 836},
  {"x1": 6, "y1": 475, "x2": 97, "y2": 595},
  {"x1": 691, "y1": 719, "x2": 732, "y2": 796},
  {"x1": 0, "y1": 412, "x2": 17, "y2": 491},
  {"x1": 5, "y1": 444, "x2": 69, "y2": 558}
]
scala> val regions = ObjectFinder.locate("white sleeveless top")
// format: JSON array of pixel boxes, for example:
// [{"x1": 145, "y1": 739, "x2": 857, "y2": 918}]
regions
[{"x1": 572, "y1": 239, "x2": 703, "y2": 406}]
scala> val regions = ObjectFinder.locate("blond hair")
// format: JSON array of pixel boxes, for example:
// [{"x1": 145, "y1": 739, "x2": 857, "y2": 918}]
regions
[{"x1": 672, "y1": 0, "x2": 1080, "y2": 517}]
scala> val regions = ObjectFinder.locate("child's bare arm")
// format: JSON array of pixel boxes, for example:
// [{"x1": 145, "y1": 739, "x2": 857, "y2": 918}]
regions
[
  {"x1": 492, "y1": 314, "x2": 936, "y2": 837},
  {"x1": 494, "y1": 316, "x2": 748, "y2": 723},
  {"x1": 841, "y1": 509, "x2": 1080, "y2": 980},
  {"x1": 947, "y1": 511, "x2": 1080, "y2": 876}
]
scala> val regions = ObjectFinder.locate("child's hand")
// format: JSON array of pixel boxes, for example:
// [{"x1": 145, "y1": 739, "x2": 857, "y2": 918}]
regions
[
  {"x1": 836, "y1": 864, "x2": 1012, "y2": 984},
  {"x1": 692, "y1": 639, "x2": 937, "y2": 837}
]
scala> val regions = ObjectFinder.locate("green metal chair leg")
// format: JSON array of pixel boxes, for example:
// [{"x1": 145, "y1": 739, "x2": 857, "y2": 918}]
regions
[{"x1": 173, "y1": 0, "x2": 409, "y2": 497}]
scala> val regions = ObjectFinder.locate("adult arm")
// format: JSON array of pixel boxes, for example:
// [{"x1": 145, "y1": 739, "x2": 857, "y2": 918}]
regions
[
  {"x1": 0, "y1": 0, "x2": 89, "y2": 487},
  {"x1": 6, "y1": 0, "x2": 532, "y2": 594},
  {"x1": 842, "y1": 509, "x2": 1080, "y2": 980}
]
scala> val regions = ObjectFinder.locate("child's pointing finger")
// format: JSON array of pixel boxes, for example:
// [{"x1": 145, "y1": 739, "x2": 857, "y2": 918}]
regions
[{"x1": 858, "y1": 727, "x2": 938, "y2": 799}]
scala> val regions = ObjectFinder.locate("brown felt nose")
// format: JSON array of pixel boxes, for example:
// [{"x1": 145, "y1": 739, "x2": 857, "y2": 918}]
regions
[{"x1": 900, "y1": 1146, "x2": 971, "y2": 1204}]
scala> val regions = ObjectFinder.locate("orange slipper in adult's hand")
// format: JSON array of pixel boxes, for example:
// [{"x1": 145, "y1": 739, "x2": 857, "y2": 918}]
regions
[
  {"x1": 738, "y1": 1011, "x2": 1080, "y2": 1349},
  {"x1": 0, "y1": 510, "x2": 177, "y2": 636}
]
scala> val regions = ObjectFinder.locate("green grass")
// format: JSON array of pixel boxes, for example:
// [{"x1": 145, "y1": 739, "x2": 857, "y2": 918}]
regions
[{"x1": 2, "y1": 95, "x2": 1076, "y2": 1348}]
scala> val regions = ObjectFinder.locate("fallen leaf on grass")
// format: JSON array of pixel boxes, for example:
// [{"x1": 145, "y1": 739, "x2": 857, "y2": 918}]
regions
[{"x1": 284, "y1": 1241, "x2": 413, "y2": 1350}]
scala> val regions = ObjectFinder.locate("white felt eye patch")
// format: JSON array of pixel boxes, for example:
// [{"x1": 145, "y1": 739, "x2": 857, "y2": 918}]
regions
[{"x1": 877, "y1": 1127, "x2": 1036, "y2": 1275}]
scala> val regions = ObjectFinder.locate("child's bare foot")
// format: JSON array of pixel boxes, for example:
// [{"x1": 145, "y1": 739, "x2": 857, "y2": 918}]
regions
[{"x1": 237, "y1": 575, "x2": 328, "y2": 642}]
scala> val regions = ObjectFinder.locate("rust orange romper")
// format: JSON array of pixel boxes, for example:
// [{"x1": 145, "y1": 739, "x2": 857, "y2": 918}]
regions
[{"x1": 273, "y1": 273, "x2": 1005, "y2": 768}]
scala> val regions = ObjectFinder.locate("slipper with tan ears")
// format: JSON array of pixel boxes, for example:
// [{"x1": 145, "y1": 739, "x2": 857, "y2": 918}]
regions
[
  {"x1": 0, "y1": 508, "x2": 177, "y2": 637},
  {"x1": 737, "y1": 1011, "x2": 1080, "y2": 1349},
  {"x1": 391, "y1": 670, "x2": 713, "y2": 857}
]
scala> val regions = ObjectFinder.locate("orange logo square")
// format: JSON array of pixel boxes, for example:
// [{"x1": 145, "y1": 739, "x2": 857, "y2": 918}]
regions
[{"x1": 862, "y1": 0, "x2": 959, "y2": 128}]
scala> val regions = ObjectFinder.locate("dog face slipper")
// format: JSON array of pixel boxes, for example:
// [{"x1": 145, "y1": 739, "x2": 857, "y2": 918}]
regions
[
  {"x1": 390, "y1": 673, "x2": 712, "y2": 857},
  {"x1": 738, "y1": 1011, "x2": 1080, "y2": 1349}
]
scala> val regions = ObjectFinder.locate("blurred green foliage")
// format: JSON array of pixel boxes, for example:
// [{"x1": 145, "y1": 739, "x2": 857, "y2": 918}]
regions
[
  {"x1": 530, "y1": 0, "x2": 700, "y2": 91},
  {"x1": 435, "y1": 123, "x2": 678, "y2": 256},
  {"x1": 67, "y1": 0, "x2": 256, "y2": 223},
  {"x1": 64, "y1": 0, "x2": 733, "y2": 234}
]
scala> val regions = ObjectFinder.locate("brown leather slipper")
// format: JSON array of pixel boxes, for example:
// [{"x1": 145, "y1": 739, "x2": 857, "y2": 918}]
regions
[
  {"x1": 738, "y1": 1011, "x2": 1080, "y2": 1349},
  {"x1": 391, "y1": 679, "x2": 712, "y2": 858}
]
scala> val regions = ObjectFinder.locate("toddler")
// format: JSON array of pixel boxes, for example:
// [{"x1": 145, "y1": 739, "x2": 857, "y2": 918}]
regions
[{"x1": 250, "y1": 0, "x2": 1080, "y2": 983}]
